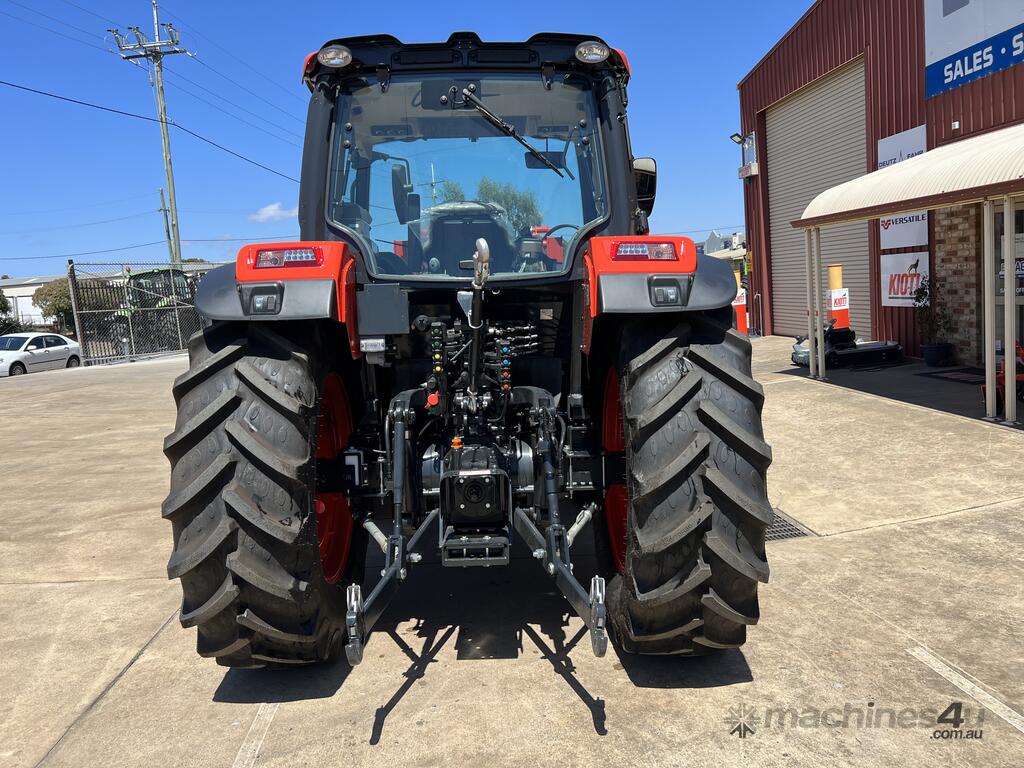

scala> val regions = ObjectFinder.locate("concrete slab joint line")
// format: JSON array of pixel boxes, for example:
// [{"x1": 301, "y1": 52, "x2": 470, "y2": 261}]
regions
[
  {"x1": 30, "y1": 611, "x2": 178, "y2": 768},
  {"x1": 907, "y1": 646, "x2": 1024, "y2": 735},
  {"x1": 232, "y1": 702, "x2": 281, "y2": 768}
]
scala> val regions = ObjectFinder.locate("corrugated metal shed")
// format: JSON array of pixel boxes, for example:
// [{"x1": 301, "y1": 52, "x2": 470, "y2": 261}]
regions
[
  {"x1": 737, "y1": 0, "x2": 1024, "y2": 356},
  {"x1": 796, "y1": 121, "x2": 1024, "y2": 227},
  {"x1": 766, "y1": 60, "x2": 869, "y2": 336}
]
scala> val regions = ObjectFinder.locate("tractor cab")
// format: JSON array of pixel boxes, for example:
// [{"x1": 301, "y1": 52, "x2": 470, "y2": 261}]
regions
[
  {"x1": 299, "y1": 33, "x2": 644, "y2": 282},
  {"x1": 125, "y1": 267, "x2": 192, "y2": 309}
]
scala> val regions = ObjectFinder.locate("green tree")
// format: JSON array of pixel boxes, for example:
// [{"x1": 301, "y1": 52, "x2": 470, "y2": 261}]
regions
[
  {"x1": 439, "y1": 180, "x2": 466, "y2": 203},
  {"x1": 0, "y1": 291, "x2": 11, "y2": 316},
  {"x1": 33, "y1": 279, "x2": 75, "y2": 332},
  {"x1": 476, "y1": 178, "x2": 541, "y2": 234}
]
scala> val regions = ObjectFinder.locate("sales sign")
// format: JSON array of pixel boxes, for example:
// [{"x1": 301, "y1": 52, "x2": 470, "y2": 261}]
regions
[
  {"x1": 924, "y1": 0, "x2": 1024, "y2": 98},
  {"x1": 877, "y1": 126, "x2": 928, "y2": 249},
  {"x1": 881, "y1": 251, "x2": 930, "y2": 307}
]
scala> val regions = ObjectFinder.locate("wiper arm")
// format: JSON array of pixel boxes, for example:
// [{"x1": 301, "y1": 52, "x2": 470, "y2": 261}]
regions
[{"x1": 461, "y1": 88, "x2": 563, "y2": 178}]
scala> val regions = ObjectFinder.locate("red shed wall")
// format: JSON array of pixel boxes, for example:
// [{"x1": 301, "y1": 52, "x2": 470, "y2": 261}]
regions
[{"x1": 738, "y1": 0, "x2": 1024, "y2": 354}]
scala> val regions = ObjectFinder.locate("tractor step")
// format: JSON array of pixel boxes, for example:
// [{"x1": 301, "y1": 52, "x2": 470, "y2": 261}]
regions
[{"x1": 441, "y1": 526, "x2": 510, "y2": 567}]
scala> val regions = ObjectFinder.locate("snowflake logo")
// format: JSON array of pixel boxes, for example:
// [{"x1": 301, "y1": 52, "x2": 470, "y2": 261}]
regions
[{"x1": 724, "y1": 703, "x2": 760, "y2": 738}]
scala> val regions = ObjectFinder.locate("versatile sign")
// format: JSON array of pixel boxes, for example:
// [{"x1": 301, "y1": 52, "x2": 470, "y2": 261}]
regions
[
  {"x1": 830, "y1": 288, "x2": 850, "y2": 329},
  {"x1": 924, "y1": 0, "x2": 1024, "y2": 98},
  {"x1": 877, "y1": 126, "x2": 929, "y2": 248},
  {"x1": 881, "y1": 252, "x2": 929, "y2": 306}
]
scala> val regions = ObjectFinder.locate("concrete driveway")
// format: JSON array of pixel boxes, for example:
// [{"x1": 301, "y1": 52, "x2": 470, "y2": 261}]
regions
[{"x1": 2, "y1": 338, "x2": 1022, "y2": 768}]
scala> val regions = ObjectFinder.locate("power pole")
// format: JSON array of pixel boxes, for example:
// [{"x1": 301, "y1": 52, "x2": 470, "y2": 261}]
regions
[
  {"x1": 110, "y1": 1, "x2": 187, "y2": 268},
  {"x1": 158, "y1": 188, "x2": 174, "y2": 262}
]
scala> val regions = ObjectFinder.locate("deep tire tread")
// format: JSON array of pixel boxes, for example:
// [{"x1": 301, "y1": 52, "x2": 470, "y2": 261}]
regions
[
  {"x1": 164, "y1": 321, "x2": 361, "y2": 668},
  {"x1": 606, "y1": 314, "x2": 771, "y2": 655}
]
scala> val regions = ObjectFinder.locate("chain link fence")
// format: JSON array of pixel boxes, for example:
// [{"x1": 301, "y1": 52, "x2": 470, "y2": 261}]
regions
[{"x1": 67, "y1": 261, "x2": 225, "y2": 364}]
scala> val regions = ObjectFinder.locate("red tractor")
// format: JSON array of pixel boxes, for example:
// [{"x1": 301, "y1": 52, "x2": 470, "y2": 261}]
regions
[{"x1": 163, "y1": 33, "x2": 772, "y2": 668}]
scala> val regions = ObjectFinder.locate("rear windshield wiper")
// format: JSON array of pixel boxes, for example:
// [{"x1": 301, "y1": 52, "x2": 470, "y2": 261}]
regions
[{"x1": 461, "y1": 88, "x2": 564, "y2": 178}]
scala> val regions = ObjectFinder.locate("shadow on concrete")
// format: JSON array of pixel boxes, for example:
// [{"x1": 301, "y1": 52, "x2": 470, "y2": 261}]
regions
[
  {"x1": 213, "y1": 534, "x2": 751, "y2": 732},
  {"x1": 613, "y1": 646, "x2": 752, "y2": 689},
  {"x1": 214, "y1": 658, "x2": 352, "y2": 703},
  {"x1": 771, "y1": 360, "x2": 996, "y2": 421},
  {"x1": 363, "y1": 540, "x2": 609, "y2": 742}
]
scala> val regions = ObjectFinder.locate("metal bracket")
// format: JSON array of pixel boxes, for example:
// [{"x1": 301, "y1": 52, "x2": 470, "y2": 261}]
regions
[
  {"x1": 541, "y1": 63, "x2": 555, "y2": 90},
  {"x1": 376, "y1": 64, "x2": 390, "y2": 92},
  {"x1": 344, "y1": 508, "x2": 439, "y2": 666},
  {"x1": 513, "y1": 507, "x2": 608, "y2": 657}
]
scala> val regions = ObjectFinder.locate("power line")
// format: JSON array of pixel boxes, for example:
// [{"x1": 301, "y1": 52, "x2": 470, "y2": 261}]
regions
[
  {"x1": 181, "y1": 236, "x2": 296, "y2": 243},
  {"x1": 0, "y1": 235, "x2": 298, "y2": 262},
  {"x1": 190, "y1": 55, "x2": 306, "y2": 124},
  {"x1": 0, "y1": 79, "x2": 299, "y2": 182},
  {"x1": 0, "y1": 193, "x2": 159, "y2": 217},
  {"x1": 0, "y1": 210, "x2": 160, "y2": 236},
  {"x1": 0, "y1": 7, "x2": 109, "y2": 53},
  {"x1": 173, "y1": 123, "x2": 299, "y2": 182},
  {"x1": 3, "y1": 0, "x2": 104, "y2": 41},
  {"x1": 159, "y1": 4, "x2": 307, "y2": 106},
  {"x1": 0, "y1": 241, "x2": 165, "y2": 262},
  {"x1": 162, "y1": 64, "x2": 303, "y2": 140},
  {"x1": 161, "y1": 74, "x2": 302, "y2": 148},
  {"x1": 53, "y1": 0, "x2": 124, "y2": 28},
  {"x1": 663, "y1": 224, "x2": 746, "y2": 235}
]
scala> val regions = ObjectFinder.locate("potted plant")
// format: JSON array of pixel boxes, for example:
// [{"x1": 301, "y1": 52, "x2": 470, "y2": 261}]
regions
[{"x1": 913, "y1": 275, "x2": 952, "y2": 366}]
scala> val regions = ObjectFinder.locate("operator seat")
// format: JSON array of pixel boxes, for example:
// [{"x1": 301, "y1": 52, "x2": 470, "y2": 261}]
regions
[{"x1": 417, "y1": 208, "x2": 516, "y2": 275}]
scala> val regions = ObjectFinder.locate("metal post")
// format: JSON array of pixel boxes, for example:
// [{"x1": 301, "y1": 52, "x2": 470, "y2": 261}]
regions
[
  {"x1": 151, "y1": 44, "x2": 182, "y2": 264},
  {"x1": 804, "y1": 228, "x2": 817, "y2": 378},
  {"x1": 122, "y1": 269, "x2": 136, "y2": 360},
  {"x1": 159, "y1": 188, "x2": 174, "y2": 264},
  {"x1": 66, "y1": 260, "x2": 86, "y2": 360},
  {"x1": 983, "y1": 200, "x2": 997, "y2": 419},
  {"x1": 110, "y1": 1, "x2": 187, "y2": 268},
  {"x1": 167, "y1": 265, "x2": 184, "y2": 351},
  {"x1": 1003, "y1": 195, "x2": 1018, "y2": 424},
  {"x1": 814, "y1": 227, "x2": 827, "y2": 379}
]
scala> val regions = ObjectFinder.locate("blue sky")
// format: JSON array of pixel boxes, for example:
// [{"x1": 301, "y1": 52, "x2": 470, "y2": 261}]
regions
[{"x1": 0, "y1": 0, "x2": 813, "y2": 277}]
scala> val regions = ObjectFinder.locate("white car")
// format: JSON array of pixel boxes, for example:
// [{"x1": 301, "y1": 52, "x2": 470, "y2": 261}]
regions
[{"x1": 0, "y1": 333, "x2": 82, "y2": 376}]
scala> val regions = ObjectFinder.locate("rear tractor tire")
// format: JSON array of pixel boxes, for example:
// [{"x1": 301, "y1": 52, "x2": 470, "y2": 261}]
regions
[
  {"x1": 602, "y1": 312, "x2": 773, "y2": 655},
  {"x1": 162, "y1": 321, "x2": 365, "y2": 668}
]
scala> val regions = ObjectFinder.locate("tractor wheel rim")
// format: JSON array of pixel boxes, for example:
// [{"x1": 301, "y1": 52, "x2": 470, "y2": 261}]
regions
[
  {"x1": 315, "y1": 373, "x2": 354, "y2": 584},
  {"x1": 602, "y1": 366, "x2": 627, "y2": 574}
]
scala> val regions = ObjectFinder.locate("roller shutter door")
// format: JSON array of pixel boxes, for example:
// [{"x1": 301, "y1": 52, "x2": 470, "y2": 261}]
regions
[{"x1": 766, "y1": 61, "x2": 870, "y2": 336}]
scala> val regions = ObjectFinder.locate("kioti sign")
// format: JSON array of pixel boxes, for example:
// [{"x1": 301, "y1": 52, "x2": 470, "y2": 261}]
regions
[{"x1": 881, "y1": 252, "x2": 930, "y2": 307}]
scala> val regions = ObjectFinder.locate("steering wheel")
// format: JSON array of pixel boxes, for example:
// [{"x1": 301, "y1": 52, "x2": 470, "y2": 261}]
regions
[{"x1": 540, "y1": 223, "x2": 579, "y2": 242}]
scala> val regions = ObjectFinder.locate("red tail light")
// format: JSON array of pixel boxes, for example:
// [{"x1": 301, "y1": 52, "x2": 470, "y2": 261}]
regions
[
  {"x1": 255, "y1": 247, "x2": 323, "y2": 268},
  {"x1": 612, "y1": 242, "x2": 677, "y2": 261}
]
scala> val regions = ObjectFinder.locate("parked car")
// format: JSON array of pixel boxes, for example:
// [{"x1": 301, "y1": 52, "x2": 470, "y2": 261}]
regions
[{"x1": 0, "y1": 333, "x2": 81, "y2": 376}]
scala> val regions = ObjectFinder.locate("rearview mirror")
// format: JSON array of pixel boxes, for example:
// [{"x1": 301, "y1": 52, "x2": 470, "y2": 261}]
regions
[
  {"x1": 391, "y1": 163, "x2": 416, "y2": 224},
  {"x1": 524, "y1": 151, "x2": 567, "y2": 171},
  {"x1": 634, "y1": 157, "x2": 657, "y2": 215}
]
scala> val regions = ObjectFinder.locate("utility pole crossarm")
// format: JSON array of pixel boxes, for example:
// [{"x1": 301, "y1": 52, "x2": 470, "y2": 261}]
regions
[{"x1": 110, "y1": 0, "x2": 188, "y2": 268}]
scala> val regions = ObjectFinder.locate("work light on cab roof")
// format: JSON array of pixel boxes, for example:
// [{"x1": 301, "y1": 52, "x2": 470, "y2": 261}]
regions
[
  {"x1": 574, "y1": 40, "x2": 610, "y2": 63},
  {"x1": 317, "y1": 44, "x2": 352, "y2": 68}
]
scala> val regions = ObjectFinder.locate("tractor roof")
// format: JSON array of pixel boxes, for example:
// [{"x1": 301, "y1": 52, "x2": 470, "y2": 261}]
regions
[{"x1": 302, "y1": 32, "x2": 629, "y2": 90}]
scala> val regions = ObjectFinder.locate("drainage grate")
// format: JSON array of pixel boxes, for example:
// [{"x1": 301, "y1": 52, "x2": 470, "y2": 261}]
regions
[{"x1": 766, "y1": 508, "x2": 815, "y2": 542}]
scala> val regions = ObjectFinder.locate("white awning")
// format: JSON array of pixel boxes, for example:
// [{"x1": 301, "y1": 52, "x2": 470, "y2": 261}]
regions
[{"x1": 794, "y1": 121, "x2": 1024, "y2": 229}]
